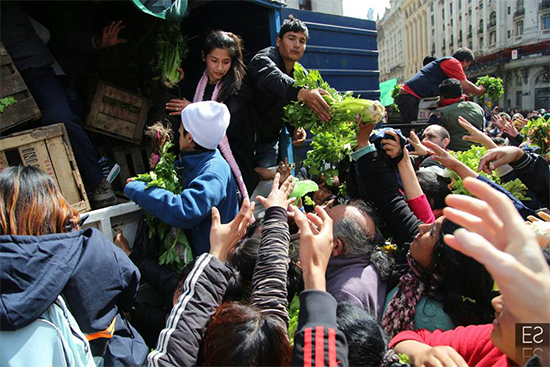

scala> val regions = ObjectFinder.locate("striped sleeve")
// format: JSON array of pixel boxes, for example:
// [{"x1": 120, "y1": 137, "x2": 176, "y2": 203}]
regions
[
  {"x1": 292, "y1": 291, "x2": 349, "y2": 367},
  {"x1": 249, "y1": 206, "x2": 290, "y2": 325},
  {"x1": 147, "y1": 253, "x2": 231, "y2": 367}
]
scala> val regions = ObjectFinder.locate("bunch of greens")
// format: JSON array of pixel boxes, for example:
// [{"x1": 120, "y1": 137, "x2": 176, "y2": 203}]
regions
[
  {"x1": 390, "y1": 84, "x2": 401, "y2": 112},
  {"x1": 134, "y1": 122, "x2": 191, "y2": 272},
  {"x1": 475, "y1": 76, "x2": 504, "y2": 106},
  {"x1": 0, "y1": 96, "x2": 17, "y2": 113},
  {"x1": 521, "y1": 116, "x2": 550, "y2": 159},
  {"x1": 449, "y1": 145, "x2": 529, "y2": 201},
  {"x1": 288, "y1": 295, "x2": 300, "y2": 345},
  {"x1": 154, "y1": 21, "x2": 189, "y2": 89},
  {"x1": 284, "y1": 64, "x2": 384, "y2": 177},
  {"x1": 289, "y1": 178, "x2": 318, "y2": 205}
]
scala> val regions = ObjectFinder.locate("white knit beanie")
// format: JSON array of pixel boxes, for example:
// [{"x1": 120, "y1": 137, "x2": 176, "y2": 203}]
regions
[{"x1": 181, "y1": 101, "x2": 230, "y2": 150}]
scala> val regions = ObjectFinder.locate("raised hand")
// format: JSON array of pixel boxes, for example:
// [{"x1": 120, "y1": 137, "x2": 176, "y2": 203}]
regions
[
  {"x1": 408, "y1": 131, "x2": 430, "y2": 156},
  {"x1": 442, "y1": 178, "x2": 550, "y2": 323},
  {"x1": 458, "y1": 116, "x2": 496, "y2": 149},
  {"x1": 256, "y1": 173, "x2": 296, "y2": 210},
  {"x1": 291, "y1": 205, "x2": 334, "y2": 291},
  {"x1": 381, "y1": 129, "x2": 404, "y2": 160},
  {"x1": 209, "y1": 198, "x2": 255, "y2": 262},
  {"x1": 99, "y1": 20, "x2": 127, "y2": 48},
  {"x1": 477, "y1": 146, "x2": 524, "y2": 175}
]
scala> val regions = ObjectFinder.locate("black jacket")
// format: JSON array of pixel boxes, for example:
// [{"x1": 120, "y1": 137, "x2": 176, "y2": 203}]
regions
[
  {"x1": 0, "y1": 228, "x2": 148, "y2": 366},
  {"x1": 510, "y1": 152, "x2": 550, "y2": 209},
  {"x1": 247, "y1": 46, "x2": 302, "y2": 143}
]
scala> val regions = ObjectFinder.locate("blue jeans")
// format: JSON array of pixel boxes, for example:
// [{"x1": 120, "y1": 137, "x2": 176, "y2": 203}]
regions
[
  {"x1": 254, "y1": 140, "x2": 279, "y2": 168},
  {"x1": 21, "y1": 67, "x2": 103, "y2": 187}
]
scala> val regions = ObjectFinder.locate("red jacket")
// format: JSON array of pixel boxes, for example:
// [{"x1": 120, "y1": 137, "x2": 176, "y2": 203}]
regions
[{"x1": 389, "y1": 324, "x2": 517, "y2": 367}]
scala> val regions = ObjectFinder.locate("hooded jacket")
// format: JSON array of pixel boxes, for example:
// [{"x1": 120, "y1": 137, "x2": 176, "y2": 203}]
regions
[
  {"x1": 124, "y1": 149, "x2": 239, "y2": 256},
  {"x1": 247, "y1": 46, "x2": 302, "y2": 143},
  {"x1": 0, "y1": 228, "x2": 147, "y2": 365}
]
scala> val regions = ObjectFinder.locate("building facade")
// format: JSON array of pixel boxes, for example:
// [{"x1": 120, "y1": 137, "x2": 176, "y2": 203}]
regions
[
  {"x1": 285, "y1": 0, "x2": 344, "y2": 15},
  {"x1": 377, "y1": 0, "x2": 406, "y2": 83},
  {"x1": 378, "y1": 0, "x2": 550, "y2": 110},
  {"x1": 428, "y1": 0, "x2": 550, "y2": 110}
]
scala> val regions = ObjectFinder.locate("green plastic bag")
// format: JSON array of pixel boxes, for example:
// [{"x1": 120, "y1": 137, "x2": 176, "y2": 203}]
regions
[
  {"x1": 131, "y1": 0, "x2": 188, "y2": 21},
  {"x1": 379, "y1": 78, "x2": 398, "y2": 107}
]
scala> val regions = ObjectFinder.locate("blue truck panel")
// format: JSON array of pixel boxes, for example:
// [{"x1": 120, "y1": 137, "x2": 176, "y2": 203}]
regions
[{"x1": 280, "y1": 7, "x2": 380, "y2": 98}]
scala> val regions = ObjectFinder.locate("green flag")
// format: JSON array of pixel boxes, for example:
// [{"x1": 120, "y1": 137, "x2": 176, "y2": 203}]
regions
[{"x1": 379, "y1": 78, "x2": 398, "y2": 107}]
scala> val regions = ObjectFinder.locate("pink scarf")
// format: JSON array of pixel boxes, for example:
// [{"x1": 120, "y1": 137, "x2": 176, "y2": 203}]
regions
[{"x1": 193, "y1": 71, "x2": 249, "y2": 203}]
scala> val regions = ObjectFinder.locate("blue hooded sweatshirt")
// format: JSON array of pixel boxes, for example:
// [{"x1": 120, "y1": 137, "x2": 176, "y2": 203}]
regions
[
  {"x1": 0, "y1": 228, "x2": 148, "y2": 365},
  {"x1": 124, "y1": 149, "x2": 239, "y2": 255}
]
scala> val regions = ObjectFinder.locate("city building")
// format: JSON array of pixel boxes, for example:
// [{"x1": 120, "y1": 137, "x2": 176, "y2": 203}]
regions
[
  {"x1": 285, "y1": 0, "x2": 344, "y2": 15},
  {"x1": 377, "y1": 0, "x2": 406, "y2": 82},
  {"x1": 377, "y1": 0, "x2": 549, "y2": 110}
]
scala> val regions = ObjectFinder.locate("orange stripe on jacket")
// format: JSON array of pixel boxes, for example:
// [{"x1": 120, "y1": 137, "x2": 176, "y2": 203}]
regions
[{"x1": 86, "y1": 316, "x2": 116, "y2": 341}]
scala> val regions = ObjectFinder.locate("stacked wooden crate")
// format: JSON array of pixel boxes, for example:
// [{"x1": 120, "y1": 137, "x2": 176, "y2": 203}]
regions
[
  {"x1": 0, "y1": 124, "x2": 91, "y2": 212},
  {"x1": 0, "y1": 42, "x2": 41, "y2": 133}
]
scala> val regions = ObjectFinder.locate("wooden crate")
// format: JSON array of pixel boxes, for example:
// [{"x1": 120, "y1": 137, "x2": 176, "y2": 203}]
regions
[
  {"x1": 0, "y1": 123, "x2": 91, "y2": 213},
  {"x1": 0, "y1": 43, "x2": 42, "y2": 133},
  {"x1": 85, "y1": 81, "x2": 149, "y2": 144},
  {"x1": 112, "y1": 144, "x2": 152, "y2": 189}
]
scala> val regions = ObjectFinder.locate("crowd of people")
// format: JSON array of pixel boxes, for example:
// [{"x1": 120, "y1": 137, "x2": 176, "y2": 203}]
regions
[{"x1": 1, "y1": 7, "x2": 550, "y2": 367}]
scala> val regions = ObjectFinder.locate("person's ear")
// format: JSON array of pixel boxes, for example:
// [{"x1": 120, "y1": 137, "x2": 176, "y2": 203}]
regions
[
  {"x1": 276, "y1": 36, "x2": 281, "y2": 48},
  {"x1": 442, "y1": 137, "x2": 450, "y2": 149},
  {"x1": 201, "y1": 50, "x2": 206, "y2": 62},
  {"x1": 332, "y1": 239, "x2": 343, "y2": 257}
]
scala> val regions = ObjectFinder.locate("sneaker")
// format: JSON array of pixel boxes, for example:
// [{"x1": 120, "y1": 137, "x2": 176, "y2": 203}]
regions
[
  {"x1": 92, "y1": 179, "x2": 118, "y2": 209},
  {"x1": 98, "y1": 156, "x2": 121, "y2": 184}
]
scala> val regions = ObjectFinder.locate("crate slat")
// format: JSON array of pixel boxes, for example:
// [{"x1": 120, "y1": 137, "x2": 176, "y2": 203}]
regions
[
  {"x1": 84, "y1": 81, "x2": 148, "y2": 144},
  {"x1": 0, "y1": 124, "x2": 91, "y2": 212},
  {"x1": 0, "y1": 42, "x2": 42, "y2": 132}
]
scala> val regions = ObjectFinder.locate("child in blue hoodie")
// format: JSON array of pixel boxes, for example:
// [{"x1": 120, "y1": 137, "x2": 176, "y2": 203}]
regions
[{"x1": 125, "y1": 101, "x2": 239, "y2": 255}]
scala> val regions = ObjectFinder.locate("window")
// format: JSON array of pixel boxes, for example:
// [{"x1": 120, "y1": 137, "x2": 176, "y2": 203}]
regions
[
  {"x1": 508, "y1": 6, "x2": 511, "y2": 15},
  {"x1": 516, "y1": 91, "x2": 522, "y2": 106},
  {"x1": 451, "y1": 18, "x2": 454, "y2": 27},
  {"x1": 490, "y1": 31, "x2": 496, "y2": 44},
  {"x1": 508, "y1": 30, "x2": 511, "y2": 38},
  {"x1": 517, "y1": 0, "x2": 524, "y2": 10},
  {"x1": 431, "y1": 3, "x2": 434, "y2": 11},
  {"x1": 469, "y1": 9, "x2": 472, "y2": 16},
  {"x1": 536, "y1": 72, "x2": 550, "y2": 85},
  {"x1": 442, "y1": 8, "x2": 445, "y2": 18},
  {"x1": 459, "y1": 0, "x2": 462, "y2": 9},
  {"x1": 450, "y1": 2, "x2": 453, "y2": 15},
  {"x1": 299, "y1": 0, "x2": 312, "y2": 10},
  {"x1": 431, "y1": 14, "x2": 435, "y2": 25},
  {"x1": 480, "y1": 19, "x2": 484, "y2": 29},
  {"x1": 469, "y1": 41, "x2": 473, "y2": 49},
  {"x1": 489, "y1": 11, "x2": 497, "y2": 27},
  {"x1": 516, "y1": 20, "x2": 524, "y2": 35},
  {"x1": 543, "y1": 14, "x2": 550, "y2": 30},
  {"x1": 479, "y1": 36, "x2": 484, "y2": 47}
]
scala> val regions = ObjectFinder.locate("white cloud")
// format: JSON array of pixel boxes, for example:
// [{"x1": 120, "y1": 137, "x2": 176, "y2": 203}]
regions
[{"x1": 342, "y1": 0, "x2": 390, "y2": 20}]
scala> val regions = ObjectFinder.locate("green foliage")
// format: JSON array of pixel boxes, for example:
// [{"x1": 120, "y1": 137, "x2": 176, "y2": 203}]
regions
[
  {"x1": 154, "y1": 21, "x2": 189, "y2": 89},
  {"x1": 289, "y1": 178, "x2": 318, "y2": 205},
  {"x1": 0, "y1": 96, "x2": 17, "y2": 113},
  {"x1": 476, "y1": 76, "x2": 504, "y2": 106},
  {"x1": 449, "y1": 146, "x2": 529, "y2": 201},
  {"x1": 391, "y1": 84, "x2": 402, "y2": 99},
  {"x1": 521, "y1": 117, "x2": 550, "y2": 157},
  {"x1": 134, "y1": 139, "x2": 191, "y2": 272},
  {"x1": 397, "y1": 353, "x2": 411, "y2": 364},
  {"x1": 284, "y1": 64, "x2": 384, "y2": 177},
  {"x1": 288, "y1": 295, "x2": 300, "y2": 345}
]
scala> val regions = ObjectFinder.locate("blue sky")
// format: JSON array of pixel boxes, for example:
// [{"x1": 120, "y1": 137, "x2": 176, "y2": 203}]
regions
[{"x1": 342, "y1": 0, "x2": 391, "y2": 20}]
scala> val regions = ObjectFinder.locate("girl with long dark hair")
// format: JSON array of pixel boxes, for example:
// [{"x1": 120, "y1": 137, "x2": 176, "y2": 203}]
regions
[{"x1": 166, "y1": 30, "x2": 258, "y2": 198}]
